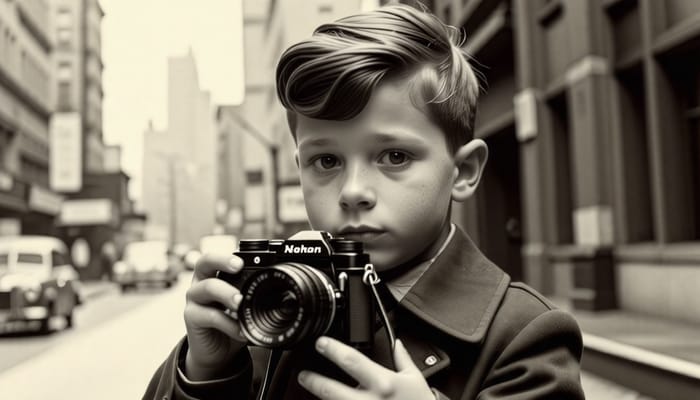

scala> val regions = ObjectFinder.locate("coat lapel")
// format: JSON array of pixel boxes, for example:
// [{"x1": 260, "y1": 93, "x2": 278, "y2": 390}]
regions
[
  {"x1": 399, "y1": 227, "x2": 511, "y2": 343},
  {"x1": 371, "y1": 227, "x2": 511, "y2": 378}
]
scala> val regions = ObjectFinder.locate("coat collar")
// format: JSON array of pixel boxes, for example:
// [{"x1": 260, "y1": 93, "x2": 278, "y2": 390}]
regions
[{"x1": 398, "y1": 226, "x2": 511, "y2": 343}]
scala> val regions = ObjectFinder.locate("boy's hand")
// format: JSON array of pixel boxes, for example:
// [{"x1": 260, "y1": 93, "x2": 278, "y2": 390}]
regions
[
  {"x1": 183, "y1": 254, "x2": 248, "y2": 381},
  {"x1": 298, "y1": 337, "x2": 435, "y2": 400}
]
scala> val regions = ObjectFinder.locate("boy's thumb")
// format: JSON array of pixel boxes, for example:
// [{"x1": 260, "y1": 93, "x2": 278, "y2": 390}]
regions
[{"x1": 393, "y1": 339, "x2": 419, "y2": 372}]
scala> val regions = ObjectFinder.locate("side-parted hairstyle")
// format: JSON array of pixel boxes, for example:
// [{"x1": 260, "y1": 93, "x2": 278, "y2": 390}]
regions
[{"x1": 276, "y1": 3, "x2": 482, "y2": 153}]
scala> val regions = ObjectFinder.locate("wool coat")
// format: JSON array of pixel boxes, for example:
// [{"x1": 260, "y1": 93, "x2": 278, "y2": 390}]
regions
[{"x1": 144, "y1": 228, "x2": 585, "y2": 399}]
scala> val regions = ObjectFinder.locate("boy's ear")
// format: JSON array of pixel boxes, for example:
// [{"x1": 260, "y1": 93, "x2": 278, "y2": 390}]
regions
[{"x1": 451, "y1": 139, "x2": 488, "y2": 202}]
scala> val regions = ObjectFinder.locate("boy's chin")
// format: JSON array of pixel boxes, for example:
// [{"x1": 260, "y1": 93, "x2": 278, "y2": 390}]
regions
[{"x1": 368, "y1": 252, "x2": 417, "y2": 274}]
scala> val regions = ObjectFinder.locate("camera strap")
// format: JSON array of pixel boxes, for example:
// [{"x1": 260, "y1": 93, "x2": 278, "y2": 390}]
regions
[
  {"x1": 363, "y1": 263, "x2": 397, "y2": 369},
  {"x1": 256, "y1": 348, "x2": 282, "y2": 400}
]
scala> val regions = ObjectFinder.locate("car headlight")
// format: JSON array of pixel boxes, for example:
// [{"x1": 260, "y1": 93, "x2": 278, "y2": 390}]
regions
[
  {"x1": 113, "y1": 261, "x2": 129, "y2": 274},
  {"x1": 24, "y1": 287, "x2": 41, "y2": 303}
]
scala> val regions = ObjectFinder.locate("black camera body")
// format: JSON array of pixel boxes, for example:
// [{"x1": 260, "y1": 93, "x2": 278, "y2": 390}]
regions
[{"x1": 217, "y1": 230, "x2": 375, "y2": 350}]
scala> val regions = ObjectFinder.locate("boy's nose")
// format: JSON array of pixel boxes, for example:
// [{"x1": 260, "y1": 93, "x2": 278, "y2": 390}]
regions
[{"x1": 338, "y1": 167, "x2": 376, "y2": 211}]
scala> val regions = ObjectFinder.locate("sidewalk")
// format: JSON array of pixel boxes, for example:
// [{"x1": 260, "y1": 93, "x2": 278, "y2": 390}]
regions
[{"x1": 554, "y1": 298, "x2": 700, "y2": 399}]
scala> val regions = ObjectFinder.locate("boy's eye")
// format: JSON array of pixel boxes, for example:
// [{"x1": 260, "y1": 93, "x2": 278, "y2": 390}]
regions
[
  {"x1": 313, "y1": 155, "x2": 340, "y2": 170},
  {"x1": 378, "y1": 151, "x2": 410, "y2": 166}
]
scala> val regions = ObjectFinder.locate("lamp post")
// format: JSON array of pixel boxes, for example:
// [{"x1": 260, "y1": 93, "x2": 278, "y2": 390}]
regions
[{"x1": 230, "y1": 114, "x2": 280, "y2": 231}]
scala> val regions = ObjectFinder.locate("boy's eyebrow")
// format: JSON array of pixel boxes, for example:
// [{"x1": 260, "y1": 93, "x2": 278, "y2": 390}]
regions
[
  {"x1": 373, "y1": 132, "x2": 427, "y2": 145},
  {"x1": 298, "y1": 137, "x2": 335, "y2": 150}
]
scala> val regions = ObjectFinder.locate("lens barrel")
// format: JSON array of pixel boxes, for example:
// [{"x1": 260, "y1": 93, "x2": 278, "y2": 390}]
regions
[{"x1": 237, "y1": 263, "x2": 337, "y2": 348}]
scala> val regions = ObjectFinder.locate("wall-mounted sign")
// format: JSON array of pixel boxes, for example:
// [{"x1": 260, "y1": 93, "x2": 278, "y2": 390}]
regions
[
  {"x1": 28, "y1": 185, "x2": 63, "y2": 215},
  {"x1": 50, "y1": 112, "x2": 82, "y2": 192},
  {"x1": 59, "y1": 198, "x2": 115, "y2": 226},
  {"x1": 278, "y1": 185, "x2": 307, "y2": 223}
]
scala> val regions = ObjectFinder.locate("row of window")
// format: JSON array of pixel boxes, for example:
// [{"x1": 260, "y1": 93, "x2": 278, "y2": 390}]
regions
[{"x1": 0, "y1": 14, "x2": 50, "y2": 108}]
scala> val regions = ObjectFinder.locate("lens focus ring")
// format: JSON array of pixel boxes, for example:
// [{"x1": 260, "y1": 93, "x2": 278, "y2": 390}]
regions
[{"x1": 237, "y1": 263, "x2": 336, "y2": 348}]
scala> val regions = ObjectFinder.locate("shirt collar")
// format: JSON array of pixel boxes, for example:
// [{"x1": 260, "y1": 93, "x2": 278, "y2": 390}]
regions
[{"x1": 386, "y1": 224, "x2": 456, "y2": 301}]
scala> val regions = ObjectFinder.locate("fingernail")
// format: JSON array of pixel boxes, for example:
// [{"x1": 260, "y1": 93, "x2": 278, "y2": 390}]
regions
[
  {"x1": 316, "y1": 337, "x2": 328, "y2": 353},
  {"x1": 298, "y1": 371, "x2": 308, "y2": 385},
  {"x1": 233, "y1": 293, "x2": 243, "y2": 304}
]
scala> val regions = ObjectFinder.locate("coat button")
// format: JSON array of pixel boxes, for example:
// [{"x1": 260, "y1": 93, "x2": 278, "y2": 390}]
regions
[{"x1": 424, "y1": 355, "x2": 438, "y2": 366}]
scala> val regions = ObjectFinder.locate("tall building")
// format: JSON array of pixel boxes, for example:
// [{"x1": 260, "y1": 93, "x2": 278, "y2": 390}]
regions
[
  {"x1": 215, "y1": 105, "x2": 246, "y2": 236},
  {"x1": 50, "y1": 0, "x2": 105, "y2": 175},
  {"x1": 238, "y1": 0, "x2": 379, "y2": 238},
  {"x1": 141, "y1": 52, "x2": 217, "y2": 247},
  {"x1": 0, "y1": 0, "x2": 63, "y2": 236}
]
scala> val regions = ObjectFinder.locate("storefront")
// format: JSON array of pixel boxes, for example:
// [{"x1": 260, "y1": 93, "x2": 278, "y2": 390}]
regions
[
  {"x1": 0, "y1": 170, "x2": 27, "y2": 236},
  {"x1": 22, "y1": 184, "x2": 63, "y2": 236}
]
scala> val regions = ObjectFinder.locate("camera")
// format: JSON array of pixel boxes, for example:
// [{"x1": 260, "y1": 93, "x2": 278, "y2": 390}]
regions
[{"x1": 217, "y1": 230, "x2": 375, "y2": 350}]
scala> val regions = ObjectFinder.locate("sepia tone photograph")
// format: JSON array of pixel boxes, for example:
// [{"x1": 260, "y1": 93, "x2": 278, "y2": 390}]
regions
[{"x1": 1, "y1": 0, "x2": 699, "y2": 399}]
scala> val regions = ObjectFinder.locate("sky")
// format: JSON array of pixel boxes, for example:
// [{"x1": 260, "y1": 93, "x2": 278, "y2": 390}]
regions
[{"x1": 101, "y1": 0, "x2": 244, "y2": 203}]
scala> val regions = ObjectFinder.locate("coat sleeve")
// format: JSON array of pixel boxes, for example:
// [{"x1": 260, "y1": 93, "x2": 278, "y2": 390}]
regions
[
  {"x1": 142, "y1": 337, "x2": 254, "y2": 400},
  {"x1": 477, "y1": 310, "x2": 585, "y2": 400}
]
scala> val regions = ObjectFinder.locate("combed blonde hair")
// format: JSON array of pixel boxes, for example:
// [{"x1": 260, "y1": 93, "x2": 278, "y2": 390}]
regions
[{"x1": 276, "y1": 4, "x2": 482, "y2": 153}]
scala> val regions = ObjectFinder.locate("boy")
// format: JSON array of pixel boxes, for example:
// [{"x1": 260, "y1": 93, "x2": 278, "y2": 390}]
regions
[{"x1": 145, "y1": 4, "x2": 585, "y2": 399}]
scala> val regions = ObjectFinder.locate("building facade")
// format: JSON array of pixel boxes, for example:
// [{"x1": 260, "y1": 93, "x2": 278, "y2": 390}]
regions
[
  {"x1": 141, "y1": 52, "x2": 217, "y2": 247},
  {"x1": 238, "y1": 0, "x2": 379, "y2": 239},
  {"x1": 417, "y1": 0, "x2": 700, "y2": 327},
  {"x1": 215, "y1": 105, "x2": 247, "y2": 236},
  {"x1": 0, "y1": 0, "x2": 63, "y2": 236},
  {"x1": 51, "y1": 0, "x2": 105, "y2": 174}
]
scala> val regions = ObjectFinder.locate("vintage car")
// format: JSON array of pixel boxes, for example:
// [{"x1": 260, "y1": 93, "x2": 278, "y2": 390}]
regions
[
  {"x1": 113, "y1": 240, "x2": 179, "y2": 291},
  {"x1": 0, "y1": 236, "x2": 81, "y2": 334}
]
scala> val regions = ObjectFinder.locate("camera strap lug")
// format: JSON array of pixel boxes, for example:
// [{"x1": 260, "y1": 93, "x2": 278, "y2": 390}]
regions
[{"x1": 363, "y1": 264, "x2": 397, "y2": 364}]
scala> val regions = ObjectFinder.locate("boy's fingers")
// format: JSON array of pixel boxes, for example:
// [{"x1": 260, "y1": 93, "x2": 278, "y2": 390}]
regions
[
  {"x1": 393, "y1": 339, "x2": 420, "y2": 373},
  {"x1": 298, "y1": 370, "x2": 364, "y2": 400},
  {"x1": 314, "y1": 336, "x2": 393, "y2": 394},
  {"x1": 187, "y1": 277, "x2": 241, "y2": 310},
  {"x1": 194, "y1": 254, "x2": 243, "y2": 281},
  {"x1": 184, "y1": 302, "x2": 246, "y2": 342}
]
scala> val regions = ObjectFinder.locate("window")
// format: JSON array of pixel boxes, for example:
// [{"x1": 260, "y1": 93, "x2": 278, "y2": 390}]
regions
[
  {"x1": 57, "y1": 28, "x2": 71, "y2": 46},
  {"x1": 56, "y1": 9, "x2": 72, "y2": 28},
  {"x1": 57, "y1": 81, "x2": 72, "y2": 110},
  {"x1": 58, "y1": 61, "x2": 72, "y2": 80},
  {"x1": 52, "y1": 250, "x2": 67, "y2": 267},
  {"x1": 615, "y1": 65, "x2": 654, "y2": 243},
  {"x1": 0, "y1": 253, "x2": 8, "y2": 267},
  {"x1": 547, "y1": 93, "x2": 574, "y2": 244},
  {"x1": 17, "y1": 253, "x2": 43, "y2": 264}
]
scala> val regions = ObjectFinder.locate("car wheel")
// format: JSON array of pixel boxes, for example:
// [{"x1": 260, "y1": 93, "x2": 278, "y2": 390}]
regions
[
  {"x1": 66, "y1": 312, "x2": 74, "y2": 329},
  {"x1": 164, "y1": 281, "x2": 172, "y2": 288},
  {"x1": 39, "y1": 318, "x2": 51, "y2": 335},
  {"x1": 120, "y1": 284, "x2": 130, "y2": 293}
]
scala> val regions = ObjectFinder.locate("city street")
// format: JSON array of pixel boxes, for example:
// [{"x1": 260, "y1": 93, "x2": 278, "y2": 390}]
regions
[
  {"x1": 0, "y1": 273, "x2": 190, "y2": 399},
  {"x1": 0, "y1": 271, "x2": 649, "y2": 400}
]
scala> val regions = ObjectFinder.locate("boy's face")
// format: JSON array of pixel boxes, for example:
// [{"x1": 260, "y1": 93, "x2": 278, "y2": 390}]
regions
[{"x1": 295, "y1": 78, "x2": 460, "y2": 271}]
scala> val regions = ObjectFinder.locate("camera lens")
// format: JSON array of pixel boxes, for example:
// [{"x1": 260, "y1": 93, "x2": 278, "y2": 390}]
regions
[{"x1": 237, "y1": 263, "x2": 336, "y2": 348}]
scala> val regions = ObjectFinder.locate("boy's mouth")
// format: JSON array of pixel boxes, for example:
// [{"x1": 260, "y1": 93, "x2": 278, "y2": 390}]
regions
[{"x1": 336, "y1": 225, "x2": 386, "y2": 242}]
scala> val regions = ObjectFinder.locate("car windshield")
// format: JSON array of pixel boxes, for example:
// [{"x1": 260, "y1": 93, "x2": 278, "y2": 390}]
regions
[{"x1": 10, "y1": 252, "x2": 48, "y2": 275}]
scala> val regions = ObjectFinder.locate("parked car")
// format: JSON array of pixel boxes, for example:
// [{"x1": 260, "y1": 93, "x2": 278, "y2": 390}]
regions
[
  {"x1": 113, "y1": 240, "x2": 178, "y2": 292},
  {"x1": 0, "y1": 236, "x2": 81, "y2": 334}
]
